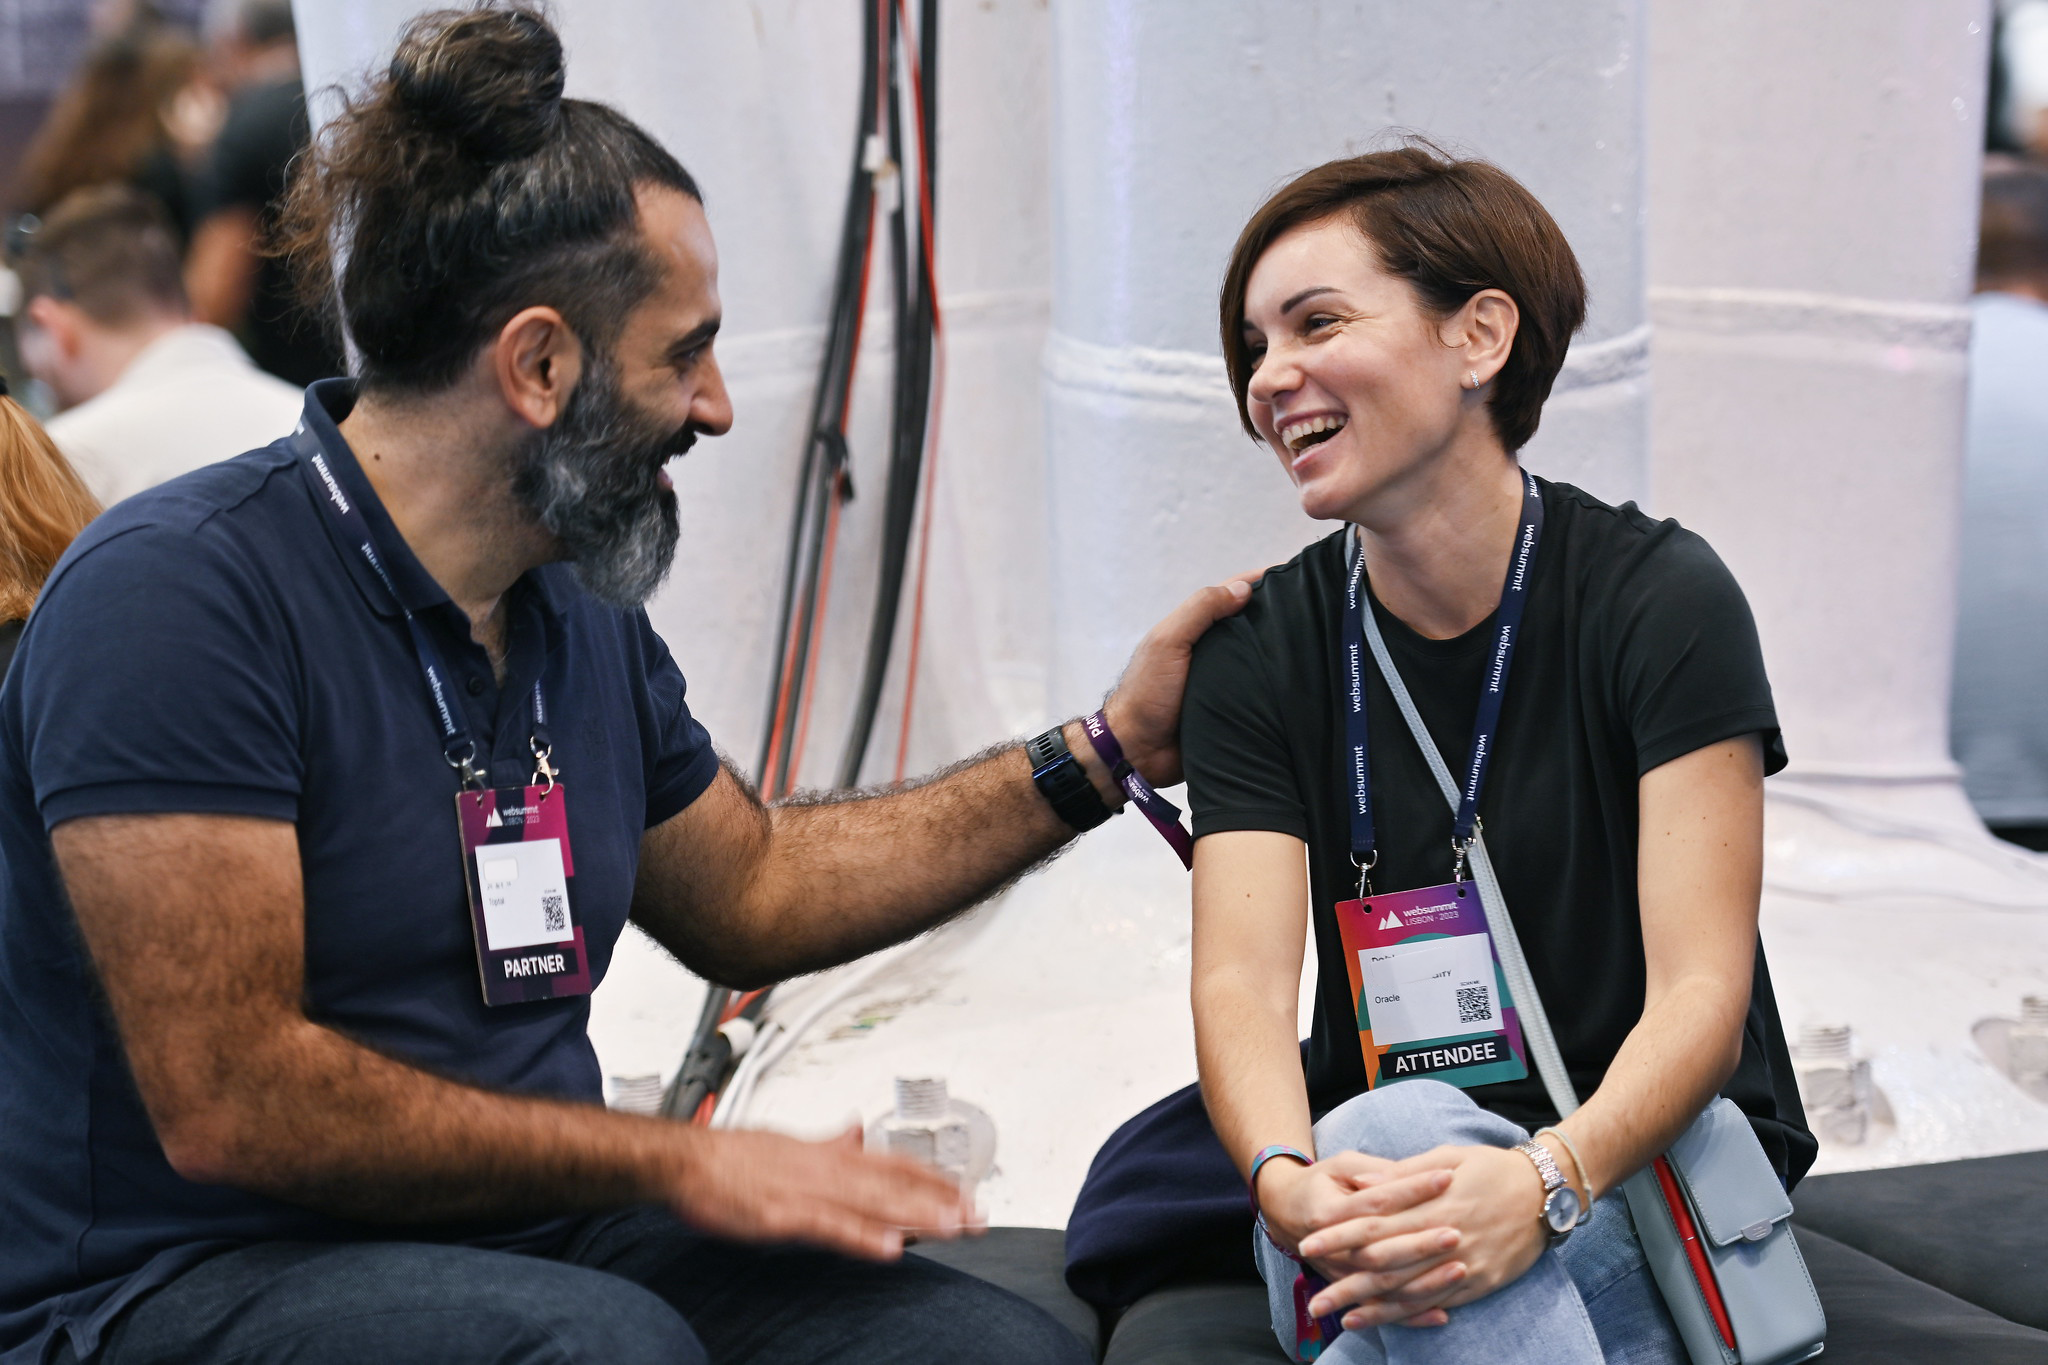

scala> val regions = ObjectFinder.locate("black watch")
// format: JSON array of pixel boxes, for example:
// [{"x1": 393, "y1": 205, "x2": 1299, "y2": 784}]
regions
[{"x1": 1027, "y1": 725, "x2": 1117, "y2": 833}]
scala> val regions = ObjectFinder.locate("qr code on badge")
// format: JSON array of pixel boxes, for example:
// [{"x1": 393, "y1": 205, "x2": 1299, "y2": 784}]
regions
[
  {"x1": 541, "y1": 891, "x2": 567, "y2": 933},
  {"x1": 1456, "y1": 985, "x2": 1491, "y2": 1024}
]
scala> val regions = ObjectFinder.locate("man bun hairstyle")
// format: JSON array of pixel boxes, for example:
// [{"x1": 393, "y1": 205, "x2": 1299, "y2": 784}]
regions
[
  {"x1": 1219, "y1": 141, "x2": 1586, "y2": 454},
  {"x1": 388, "y1": 5, "x2": 563, "y2": 164},
  {"x1": 278, "y1": 2, "x2": 700, "y2": 394}
]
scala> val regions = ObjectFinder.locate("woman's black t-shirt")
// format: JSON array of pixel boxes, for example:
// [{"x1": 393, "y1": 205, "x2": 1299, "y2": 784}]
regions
[{"x1": 1182, "y1": 476, "x2": 1816, "y2": 1185}]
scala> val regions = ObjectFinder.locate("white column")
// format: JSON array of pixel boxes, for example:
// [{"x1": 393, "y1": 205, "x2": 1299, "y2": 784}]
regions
[
  {"x1": 1645, "y1": 1, "x2": 2047, "y2": 903},
  {"x1": 1044, "y1": 0, "x2": 1651, "y2": 714}
]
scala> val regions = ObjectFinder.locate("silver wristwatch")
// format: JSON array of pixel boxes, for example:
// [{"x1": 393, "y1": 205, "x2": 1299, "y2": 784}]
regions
[{"x1": 1514, "y1": 1140, "x2": 1584, "y2": 1245}]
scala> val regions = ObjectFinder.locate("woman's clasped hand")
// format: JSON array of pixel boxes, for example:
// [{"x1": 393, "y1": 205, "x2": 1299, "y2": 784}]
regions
[{"x1": 1285, "y1": 1143, "x2": 1559, "y2": 1330}]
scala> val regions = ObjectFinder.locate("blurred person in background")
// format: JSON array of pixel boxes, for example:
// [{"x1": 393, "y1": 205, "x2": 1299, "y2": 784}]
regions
[
  {"x1": 1999, "y1": 0, "x2": 2048, "y2": 156},
  {"x1": 10, "y1": 25, "x2": 206, "y2": 248},
  {"x1": 14, "y1": 185, "x2": 301, "y2": 506},
  {"x1": 0, "y1": 374, "x2": 99, "y2": 673},
  {"x1": 185, "y1": 0, "x2": 343, "y2": 388},
  {"x1": 1951, "y1": 166, "x2": 2048, "y2": 851}
]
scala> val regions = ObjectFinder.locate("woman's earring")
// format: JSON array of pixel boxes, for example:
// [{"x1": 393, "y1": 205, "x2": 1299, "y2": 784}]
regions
[{"x1": 1466, "y1": 370, "x2": 1481, "y2": 390}]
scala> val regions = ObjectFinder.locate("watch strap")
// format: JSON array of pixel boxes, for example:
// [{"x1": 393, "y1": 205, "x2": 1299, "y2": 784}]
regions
[
  {"x1": 1517, "y1": 1139, "x2": 1582, "y2": 1244},
  {"x1": 1514, "y1": 1139, "x2": 1565, "y2": 1195},
  {"x1": 1026, "y1": 725, "x2": 1115, "y2": 833},
  {"x1": 1534, "y1": 1125, "x2": 1590, "y2": 1196}
]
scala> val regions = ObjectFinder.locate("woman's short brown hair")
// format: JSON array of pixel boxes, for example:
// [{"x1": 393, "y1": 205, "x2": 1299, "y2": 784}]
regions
[{"x1": 1219, "y1": 142, "x2": 1586, "y2": 453}]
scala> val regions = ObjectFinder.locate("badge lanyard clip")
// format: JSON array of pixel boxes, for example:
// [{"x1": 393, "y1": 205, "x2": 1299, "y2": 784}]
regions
[
  {"x1": 1351, "y1": 850, "x2": 1377, "y2": 899},
  {"x1": 448, "y1": 742, "x2": 486, "y2": 793},
  {"x1": 1450, "y1": 817, "x2": 1482, "y2": 884},
  {"x1": 528, "y1": 682, "x2": 559, "y2": 795}
]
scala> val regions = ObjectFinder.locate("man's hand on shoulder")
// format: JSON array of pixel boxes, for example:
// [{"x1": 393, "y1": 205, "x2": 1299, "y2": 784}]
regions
[
  {"x1": 630, "y1": 570, "x2": 1258, "y2": 988},
  {"x1": 1095, "y1": 574, "x2": 1257, "y2": 787}
]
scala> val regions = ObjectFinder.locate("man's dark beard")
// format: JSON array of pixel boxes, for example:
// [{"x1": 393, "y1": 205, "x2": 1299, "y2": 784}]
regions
[{"x1": 511, "y1": 359, "x2": 693, "y2": 608}]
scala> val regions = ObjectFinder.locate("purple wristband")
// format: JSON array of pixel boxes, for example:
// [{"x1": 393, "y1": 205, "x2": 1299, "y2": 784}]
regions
[{"x1": 1083, "y1": 711, "x2": 1193, "y2": 868}]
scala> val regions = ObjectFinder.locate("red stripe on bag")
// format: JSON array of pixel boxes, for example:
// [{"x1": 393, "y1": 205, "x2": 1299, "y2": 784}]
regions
[{"x1": 1653, "y1": 1155, "x2": 1737, "y2": 1351}]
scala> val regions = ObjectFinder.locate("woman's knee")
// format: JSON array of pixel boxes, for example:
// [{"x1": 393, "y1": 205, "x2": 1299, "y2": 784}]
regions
[{"x1": 1311, "y1": 1079, "x2": 1524, "y2": 1159}]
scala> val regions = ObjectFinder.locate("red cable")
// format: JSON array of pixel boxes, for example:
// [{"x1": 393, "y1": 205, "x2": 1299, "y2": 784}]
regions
[
  {"x1": 786, "y1": 478, "x2": 848, "y2": 790},
  {"x1": 891, "y1": 0, "x2": 944, "y2": 784},
  {"x1": 759, "y1": 595, "x2": 808, "y2": 797}
]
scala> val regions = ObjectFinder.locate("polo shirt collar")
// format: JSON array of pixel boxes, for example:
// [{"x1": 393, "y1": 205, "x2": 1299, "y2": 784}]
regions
[{"x1": 296, "y1": 379, "x2": 570, "y2": 634}]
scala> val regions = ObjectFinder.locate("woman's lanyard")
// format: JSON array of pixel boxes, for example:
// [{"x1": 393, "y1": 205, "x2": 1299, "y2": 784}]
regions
[
  {"x1": 1340, "y1": 469, "x2": 1545, "y2": 894},
  {"x1": 295, "y1": 432, "x2": 555, "y2": 791}
]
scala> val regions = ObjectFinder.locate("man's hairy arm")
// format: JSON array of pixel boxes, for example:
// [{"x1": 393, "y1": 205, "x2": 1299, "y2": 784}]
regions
[
  {"x1": 634, "y1": 729, "x2": 1100, "y2": 987},
  {"x1": 56, "y1": 812, "x2": 971, "y2": 1254},
  {"x1": 634, "y1": 580, "x2": 1255, "y2": 986}
]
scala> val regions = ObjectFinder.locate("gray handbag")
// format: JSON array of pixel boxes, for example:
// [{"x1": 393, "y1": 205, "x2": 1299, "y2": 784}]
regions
[{"x1": 1359, "y1": 575, "x2": 1826, "y2": 1364}]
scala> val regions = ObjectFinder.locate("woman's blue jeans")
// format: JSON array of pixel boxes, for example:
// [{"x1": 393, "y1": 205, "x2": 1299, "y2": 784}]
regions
[{"x1": 1254, "y1": 1080, "x2": 1686, "y2": 1364}]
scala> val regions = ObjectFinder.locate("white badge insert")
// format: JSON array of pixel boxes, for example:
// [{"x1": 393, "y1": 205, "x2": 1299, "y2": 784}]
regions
[
  {"x1": 1357, "y1": 933, "x2": 1499, "y2": 1048},
  {"x1": 473, "y1": 837, "x2": 575, "y2": 950}
]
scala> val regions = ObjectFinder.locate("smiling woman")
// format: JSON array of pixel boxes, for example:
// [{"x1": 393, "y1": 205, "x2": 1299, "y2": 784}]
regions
[
  {"x1": 1076, "y1": 142, "x2": 1812, "y2": 1364},
  {"x1": 1220, "y1": 145, "x2": 1584, "y2": 465}
]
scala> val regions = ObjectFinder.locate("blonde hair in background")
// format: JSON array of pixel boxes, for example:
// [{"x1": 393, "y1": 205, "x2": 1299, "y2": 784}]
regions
[{"x1": 0, "y1": 399, "x2": 100, "y2": 621}]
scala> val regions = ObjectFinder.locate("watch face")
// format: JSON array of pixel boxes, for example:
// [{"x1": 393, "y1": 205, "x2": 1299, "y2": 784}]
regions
[{"x1": 1544, "y1": 1184, "x2": 1584, "y2": 1234}]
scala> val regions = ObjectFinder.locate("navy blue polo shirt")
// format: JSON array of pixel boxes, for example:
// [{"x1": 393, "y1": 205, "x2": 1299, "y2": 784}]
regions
[{"x1": 0, "y1": 381, "x2": 721, "y2": 1364}]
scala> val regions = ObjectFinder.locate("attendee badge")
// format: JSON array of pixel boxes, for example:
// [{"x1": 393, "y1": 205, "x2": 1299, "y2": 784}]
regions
[
  {"x1": 1334, "y1": 880, "x2": 1527, "y2": 1090},
  {"x1": 457, "y1": 785, "x2": 592, "y2": 1005}
]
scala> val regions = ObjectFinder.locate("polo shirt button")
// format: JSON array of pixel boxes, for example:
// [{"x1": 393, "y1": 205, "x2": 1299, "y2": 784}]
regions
[{"x1": 466, "y1": 675, "x2": 486, "y2": 696}]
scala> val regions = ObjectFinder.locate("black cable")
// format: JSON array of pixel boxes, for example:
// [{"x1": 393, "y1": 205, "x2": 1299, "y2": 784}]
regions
[
  {"x1": 836, "y1": 0, "x2": 939, "y2": 788},
  {"x1": 660, "y1": 984, "x2": 732, "y2": 1120},
  {"x1": 660, "y1": 989, "x2": 775, "y2": 1123},
  {"x1": 756, "y1": 0, "x2": 884, "y2": 796}
]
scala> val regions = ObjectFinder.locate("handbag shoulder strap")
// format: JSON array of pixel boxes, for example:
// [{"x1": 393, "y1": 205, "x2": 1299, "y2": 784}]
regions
[{"x1": 1352, "y1": 530, "x2": 1581, "y2": 1118}]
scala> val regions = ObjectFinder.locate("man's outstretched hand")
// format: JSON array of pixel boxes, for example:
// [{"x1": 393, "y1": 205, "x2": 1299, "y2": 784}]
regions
[
  {"x1": 668, "y1": 1125, "x2": 981, "y2": 1262},
  {"x1": 1099, "y1": 574, "x2": 1258, "y2": 786}
]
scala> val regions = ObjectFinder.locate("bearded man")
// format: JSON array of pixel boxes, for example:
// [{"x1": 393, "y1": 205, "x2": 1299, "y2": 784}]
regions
[{"x1": 0, "y1": 9, "x2": 1247, "y2": 1365}]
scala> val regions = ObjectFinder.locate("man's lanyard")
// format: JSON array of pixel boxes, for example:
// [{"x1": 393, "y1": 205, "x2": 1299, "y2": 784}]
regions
[
  {"x1": 293, "y1": 428, "x2": 553, "y2": 789},
  {"x1": 1340, "y1": 469, "x2": 1545, "y2": 891}
]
